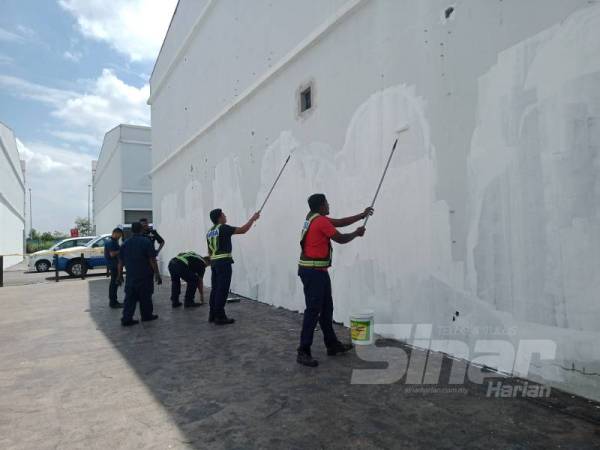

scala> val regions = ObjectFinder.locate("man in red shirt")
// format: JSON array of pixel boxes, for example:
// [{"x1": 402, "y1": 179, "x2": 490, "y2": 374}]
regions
[{"x1": 297, "y1": 193, "x2": 373, "y2": 367}]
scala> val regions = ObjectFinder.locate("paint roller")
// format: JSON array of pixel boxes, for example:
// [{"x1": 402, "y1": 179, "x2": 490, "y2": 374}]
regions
[{"x1": 363, "y1": 125, "x2": 410, "y2": 226}]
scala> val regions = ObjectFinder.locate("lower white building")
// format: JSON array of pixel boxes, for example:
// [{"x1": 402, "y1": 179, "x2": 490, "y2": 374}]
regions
[
  {"x1": 0, "y1": 122, "x2": 26, "y2": 267},
  {"x1": 149, "y1": 0, "x2": 600, "y2": 400},
  {"x1": 93, "y1": 125, "x2": 152, "y2": 234}
]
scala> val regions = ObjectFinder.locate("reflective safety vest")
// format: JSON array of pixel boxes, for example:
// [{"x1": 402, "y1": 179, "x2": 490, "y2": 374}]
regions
[
  {"x1": 175, "y1": 251, "x2": 203, "y2": 266},
  {"x1": 298, "y1": 213, "x2": 333, "y2": 268},
  {"x1": 206, "y1": 224, "x2": 232, "y2": 261}
]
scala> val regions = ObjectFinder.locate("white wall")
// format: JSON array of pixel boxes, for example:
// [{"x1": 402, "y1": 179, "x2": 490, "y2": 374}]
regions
[
  {"x1": 150, "y1": 0, "x2": 600, "y2": 400},
  {"x1": 0, "y1": 122, "x2": 25, "y2": 267},
  {"x1": 93, "y1": 125, "x2": 152, "y2": 233}
]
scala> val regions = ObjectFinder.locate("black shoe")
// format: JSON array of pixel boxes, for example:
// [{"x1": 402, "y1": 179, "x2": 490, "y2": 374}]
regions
[
  {"x1": 214, "y1": 317, "x2": 235, "y2": 325},
  {"x1": 208, "y1": 311, "x2": 215, "y2": 323},
  {"x1": 184, "y1": 302, "x2": 201, "y2": 308},
  {"x1": 121, "y1": 319, "x2": 139, "y2": 327},
  {"x1": 172, "y1": 301, "x2": 182, "y2": 308},
  {"x1": 327, "y1": 341, "x2": 354, "y2": 356},
  {"x1": 109, "y1": 301, "x2": 123, "y2": 309},
  {"x1": 297, "y1": 351, "x2": 319, "y2": 367},
  {"x1": 141, "y1": 314, "x2": 159, "y2": 322}
]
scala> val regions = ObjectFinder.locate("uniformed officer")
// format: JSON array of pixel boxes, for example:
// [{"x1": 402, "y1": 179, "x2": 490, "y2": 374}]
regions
[
  {"x1": 296, "y1": 193, "x2": 373, "y2": 367},
  {"x1": 206, "y1": 208, "x2": 260, "y2": 325},
  {"x1": 118, "y1": 221, "x2": 162, "y2": 326},
  {"x1": 140, "y1": 218, "x2": 165, "y2": 254},
  {"x1": 104, "y1": 227, "x2": 123, "y2": 309},
  {"x1": 168, "y1": 251, "x2": 209, "y2": 308}
]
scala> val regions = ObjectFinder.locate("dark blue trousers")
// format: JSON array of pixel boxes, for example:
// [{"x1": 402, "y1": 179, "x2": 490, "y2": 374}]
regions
[
  {"x1": 209, "y1": 262, "x2": 232, "y2": 319},
  {"x1": 298, "y1": 267, "x2": 339, "y2": 352},
  {"x1": 108, "y1": 267, "x2": 119, "y2": 304},
  {"x1": 168, "y1": 260, "x2": 198, "y2": 305},
  {"x1": 122, "y1": 278, "x2": 154, "y2": 322}
]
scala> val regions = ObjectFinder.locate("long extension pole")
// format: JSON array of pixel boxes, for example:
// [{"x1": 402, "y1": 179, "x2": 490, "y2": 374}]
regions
[
  {"x1": 258, "y1": 154, "x2": 291, "y2": 213},
  {"x1": 364, "y1": 125, "x2": 410, "y2": 226}
]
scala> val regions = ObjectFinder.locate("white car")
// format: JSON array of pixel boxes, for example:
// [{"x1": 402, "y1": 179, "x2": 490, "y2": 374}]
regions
[
  {"x1": 55, "y1": 234, "x2": 113, "y2": 277},
  {"x1": 28, "y1": 236, "x2": 96, "y2": 272}
]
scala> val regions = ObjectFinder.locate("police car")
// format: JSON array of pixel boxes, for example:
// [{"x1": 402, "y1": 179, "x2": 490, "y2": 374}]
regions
[
  {"x1": 27, "y1": 236, "x2": 95, "y2": 272},
  {"x1": 54, "y1": 234, "x2": 112, "y2": 277}
]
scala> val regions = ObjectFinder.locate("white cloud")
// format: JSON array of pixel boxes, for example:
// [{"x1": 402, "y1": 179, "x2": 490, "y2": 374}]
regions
[
  {"x1": 0, "y1": 69, "x2": 149, "y2": 142},
  {"x1": 0, "y1": 74, "x2": 77, "y2": 105},
  {"x1": 50, "y1": 130, "x2": 100, "y2": 147},
  {"x1": 17, "y1": 139, "x2": 93, "y2": 232},
  {"x1": 0, "y1": 26, "x2": 23, "y2": 42},
  {"x1": 0, "y1": 54, "x2": 13, "y2": 65},
  {"x1": 59, "y1": 0, "x2": 178, "y2": 61},
  {"x1": 63, "y1": 50, "x2": 82, "y2": 62},
  {"x1": 53, "y1": 68, "x2": 150, "y2": 135}
]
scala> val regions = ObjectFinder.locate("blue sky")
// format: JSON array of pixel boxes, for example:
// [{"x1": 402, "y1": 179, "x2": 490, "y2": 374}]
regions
[{"x1": 0, "y1": 0, "x2": 177, "y2": 232}]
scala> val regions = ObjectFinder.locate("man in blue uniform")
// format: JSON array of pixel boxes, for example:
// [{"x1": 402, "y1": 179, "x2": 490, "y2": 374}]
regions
[
  {"x1": 118, "y1": 222, "x2": 162, "y2": 326},
  {"x1": 296, "y1": 193, "x2": 372, "y2": 367},
  {"x1": 104, "y1": 227, "x2": 123, "y2": 309},
  {"x1": 140, "y1": 218, "x2": 165, "y2": 255},
  {"x1": 168, "y1": 251, "x2": 208, "y2": 308},
  {"x1": 206, "y1": 208, "x2": 260, "y2": 325}
]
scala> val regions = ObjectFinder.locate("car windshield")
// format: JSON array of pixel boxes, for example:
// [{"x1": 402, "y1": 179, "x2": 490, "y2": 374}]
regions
[{"x1": 88, "y1": 236, "x2": 110, "y2": 248}]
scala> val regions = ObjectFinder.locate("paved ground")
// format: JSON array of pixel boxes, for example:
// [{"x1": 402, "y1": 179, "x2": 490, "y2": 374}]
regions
[
  {"x1": 0, "y1": 273, "x2": 599, "y2": 449},
  {"x1": 1, "y1": 260, "x2": 107, "y2": 287}
]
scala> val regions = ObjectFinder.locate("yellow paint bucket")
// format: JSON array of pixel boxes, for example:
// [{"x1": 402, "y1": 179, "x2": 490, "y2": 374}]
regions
[{"x1": 350, "y1": 310, "x2": 374, "y2": 345}]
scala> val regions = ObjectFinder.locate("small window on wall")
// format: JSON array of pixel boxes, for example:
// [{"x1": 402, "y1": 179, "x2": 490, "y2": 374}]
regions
[
  {"x1": 300, "y1": 86, "x2": 312, "y2": 112},
  {"x1": 297, "y1": 81, "x2": 315, "y2": 118}
]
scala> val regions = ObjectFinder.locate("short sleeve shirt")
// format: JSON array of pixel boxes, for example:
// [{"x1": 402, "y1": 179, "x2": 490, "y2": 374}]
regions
[
  {"x1": 207, "y1": 224, "x2": 236, "y2": 265},
  {"x1": 144, "y1": 229, "x2": 165, "y2": 248},
  {"x1": 104, "y1": 238, "x2": 120, "y2": 270},
  {"x1": 303, "y1": 216, "x2": 337, "y2": 259},
  {"x1": 119, "y1": 235, "x2": 156, "y2": 284}
]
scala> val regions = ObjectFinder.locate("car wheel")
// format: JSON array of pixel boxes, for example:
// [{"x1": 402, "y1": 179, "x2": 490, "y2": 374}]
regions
[
  {"x1": 35, "y1": 260, "x2": 51, "y2": 272},
  {"x1": 66, "y1": 259, "x2": 88, "y2": 277}
]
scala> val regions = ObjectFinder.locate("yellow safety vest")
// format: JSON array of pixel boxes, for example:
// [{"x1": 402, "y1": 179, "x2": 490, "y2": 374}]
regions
[
  {"x1": 206, "y1": 224, "x2": 232, "y2": 261},
  {"x1": 298, "y1": 213, "x2": 333, "y2": 268}
]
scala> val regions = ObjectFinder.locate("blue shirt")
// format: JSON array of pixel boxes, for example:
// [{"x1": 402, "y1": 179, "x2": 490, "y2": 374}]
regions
[
  {"x1": 119, "y1": 234, "x2": 156, "y2": 285},
  {"x1": 104, "y1": 238, "x2": 120, "y2": 270}
]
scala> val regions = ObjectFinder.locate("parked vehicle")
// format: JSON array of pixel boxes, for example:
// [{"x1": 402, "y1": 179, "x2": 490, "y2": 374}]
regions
[
  {"x1": 27, "y1": 236, "x2": 95, "y2": 272},
  {"x1": 55, "y1": 234, "x2": 112, "y2": 277}
]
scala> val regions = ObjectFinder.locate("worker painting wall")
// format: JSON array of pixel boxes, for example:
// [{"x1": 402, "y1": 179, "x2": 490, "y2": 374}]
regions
[
  {"x1": 150, "y1": 0, "x2": 600, "y2": 399},
  {"x1": 0, "y1": 122, "x2": 26, "y2": 267}
]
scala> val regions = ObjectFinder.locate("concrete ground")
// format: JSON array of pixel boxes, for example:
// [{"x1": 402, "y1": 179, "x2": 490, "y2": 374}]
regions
[{"x1": 0, "y1": 273, "x2": 599, "y2": 450}]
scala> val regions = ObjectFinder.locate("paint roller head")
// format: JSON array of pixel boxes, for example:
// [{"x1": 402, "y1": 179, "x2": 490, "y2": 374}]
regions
[{"x1": 395, "y1": 124, "x2": 410, "y2": 134}]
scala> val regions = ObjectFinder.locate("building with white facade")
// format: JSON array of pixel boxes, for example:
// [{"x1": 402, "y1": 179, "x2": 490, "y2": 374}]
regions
[
  {"x1": 93, "y1": 124, "x2": 152, "y2": 234},
  {"x1": 149, "y1": 0, "x2": 600, "y2": 400},
  {"x1": 0, "y1": 121, "x2": 26, "y2": 267}
]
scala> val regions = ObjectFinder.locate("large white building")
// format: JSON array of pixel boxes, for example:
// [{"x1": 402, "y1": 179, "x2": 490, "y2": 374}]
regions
[
  {"x1": 0, "y1": 121, "x2": 26, "y2": 267},
  {"x1": 93, "y1": 124, "x2": 153, "y2": 234},
  {"x1": 149, "y1": 0, "x2": 600, "y2": 399}
]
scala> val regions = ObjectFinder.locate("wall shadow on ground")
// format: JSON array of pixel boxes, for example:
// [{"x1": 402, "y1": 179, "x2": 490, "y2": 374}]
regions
[{"x1": 86, "y1": 277, "x2": 600, "y2": 449}]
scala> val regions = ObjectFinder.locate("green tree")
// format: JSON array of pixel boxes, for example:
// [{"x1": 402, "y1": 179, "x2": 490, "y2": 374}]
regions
[
  {"x1": 29, "y1": 228, "x2": 40, "y2": 240},
  {"x1": 75, "y1": 217, "x2": 93, "y2": 236},
  {"x1": 40, "y1": 232, "x2": 54, "y2": 241}
]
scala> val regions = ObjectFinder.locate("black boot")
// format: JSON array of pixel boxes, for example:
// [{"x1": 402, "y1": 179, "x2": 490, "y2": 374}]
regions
[
  {"x1": 208, "y1": 310, "x2": 215, "y2": 323},
  {"x1": 141, "y1": 314, "x2": 159, "y2": 322},
  {"x1": 121, "y1": 319, "x2": 139, "y2": 327},
  {"x1": 327, "y1": 341, "x2": 354, "y2": 356},
  {"x1": 184, "y1": 302, "x2": 201, "y2": 308},
  {"x1": 109, "y1": 301, "x2": 123, "y2": 309},
  {"x1": 297, "y1": 350, "x2": 318, "y2": 367},
  {"x1": 214, "y1": 316, "x2": 235, "y2": 325},
  {"x1": 172, "y1": 301, "x2": 182, "y2": 308}
]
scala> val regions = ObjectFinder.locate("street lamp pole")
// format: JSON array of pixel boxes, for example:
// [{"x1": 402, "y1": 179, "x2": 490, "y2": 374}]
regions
[
  {"x1": 87, "y1": 184, "x2": 91, "y2": 236},
  {"x1": 29, "y1": 188, "x2": 32, "y2": 235}
]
